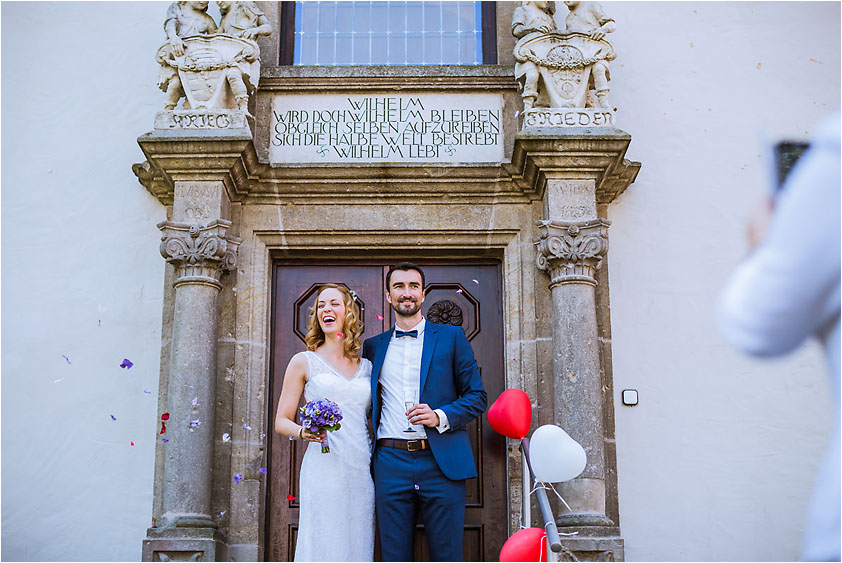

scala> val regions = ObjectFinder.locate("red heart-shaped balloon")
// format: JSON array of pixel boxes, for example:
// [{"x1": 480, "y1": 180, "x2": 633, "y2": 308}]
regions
[
  {"x1": 500, "y1": 527, "x2": 547, "y2": 562},
  {"x1": 487, "y1": 389, "x2": 532, "y2": 439}
]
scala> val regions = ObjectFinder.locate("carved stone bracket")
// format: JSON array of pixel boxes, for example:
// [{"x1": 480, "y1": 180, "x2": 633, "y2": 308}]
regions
[
  {"x1": 159, "y1": 219, "x2": 241, "y2": 289},
  {"x1": 535, "y1": 219, "x2": 610, "y2": 287}
]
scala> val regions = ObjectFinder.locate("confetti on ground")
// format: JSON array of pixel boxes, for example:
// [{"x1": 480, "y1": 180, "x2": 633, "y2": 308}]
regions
[
  {"x1": 161, "y1": 412, "x2": 170, "y2": 421},
  {"x1": 222, "y1": 433, "x2": 231, "y2": 443},
  {"x1": 220, "y1": 510, "x2": 227, "y2": 516},
  {"x1": 130, "y1": 441, "x2": 135, "y2": 446},
  {"x1": 259, "y1": 467, "x2": 267, "y2": 474},
  {"x1": 242, "y1": 424, "x2": 252, "y2": 431},
  {"x1": 260, "y1": 433, "x2": 266, "y2": 438},
  {"x1": 98, "y1": 320, "x2": 101, "y2": 327},
  {"x1": 191, "y1": 397, "x2": 198, "y2": 408},
  {"x1": 62, "y1": 355, "x2": 72, "y2": 365},
  {"x1": 514, "y1": 110, "x2": 521, "y2": 117},
  {"x1": 456, "y1": 289, "x2": 463, "y2": 294},
  {"x1": 233, "y1": 473, "x2": 243, "y2": 484},
  {"x1": 376, "y1": 314, "x2": 384, "y2": 321},
  {"x1": 286, "y1": 494, "x2": 296, "y2": 501},
  {"x1": 160, "y1": 422, "x2": 167, "y2": 434},
  {"x1": 110, "y1": 415, "x2": 117, "y2": 421},
  {"x1": 337, "y1": 333, "x2": 344, "y2": 339},
  {"x1": 472, "y1": 279, "x2": 479, "y2": 284},
  {"x1": 189, "y1": 420, "x2": 201, "y2": 428},
  {"x1": 414, "y1": 484, "x2": 420, "y2": 490},
  {"x1": 54, "y1": 378, "x2": 65, "y2": 384},
  {"x1": 162, "y1": 438, "x2": 169, "y2": 443},
  {"x1": 120, "y1": 359, "x2": 133, "y2": 369},
  {"x1": 143, "y1": 388, "x2": 152, "y2": 394}
]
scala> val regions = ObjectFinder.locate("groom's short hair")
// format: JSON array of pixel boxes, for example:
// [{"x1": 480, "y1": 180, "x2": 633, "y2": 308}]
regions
[{"x1": 386, "y1": 262, "x2": 426, "y2": 290}]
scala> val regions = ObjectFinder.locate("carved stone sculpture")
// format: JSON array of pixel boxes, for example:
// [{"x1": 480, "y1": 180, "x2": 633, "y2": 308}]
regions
[
  {"x1": 513, "y1": 1, "x2": 616, "y2": 114},
  {"x1": 156, "y1": 1, "x2": 271, "y2": 115}
]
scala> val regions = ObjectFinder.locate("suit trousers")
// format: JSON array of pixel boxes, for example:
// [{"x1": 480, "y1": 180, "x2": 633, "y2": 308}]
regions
[{"x1": 373, "y1": 445, "x2": 466, "y2": 561}]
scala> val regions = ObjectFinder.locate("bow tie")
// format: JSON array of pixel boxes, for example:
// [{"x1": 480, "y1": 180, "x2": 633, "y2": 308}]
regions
[{"x1": 395, "y1": 329, "x2": 418, "y2": 338}]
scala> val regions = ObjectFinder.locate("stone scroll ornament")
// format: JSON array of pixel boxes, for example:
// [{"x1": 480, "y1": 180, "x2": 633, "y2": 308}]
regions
[
  {"x1": 512, "y1": 1, "x2": 616, "y2": 111},
  {"x1": 535, "y1": 219, "x2": 609, "y2": 286},
  {"x1": 159, "y1": 220, "x2": 241, "y2": 287},
  {"x1": 156, "y1": 1, "x2": 271, "y2": 112}
]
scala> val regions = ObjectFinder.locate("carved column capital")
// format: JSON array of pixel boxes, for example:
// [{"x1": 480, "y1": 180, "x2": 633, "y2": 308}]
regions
[
  {"x1": 535, "y1": 218, "x2": 610, "y2": 287},
  {"x1": 158, "y1": 219, "x2": 241, "y2": 289}
]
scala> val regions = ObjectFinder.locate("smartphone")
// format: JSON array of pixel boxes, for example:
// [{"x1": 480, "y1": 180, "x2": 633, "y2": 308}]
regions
[{"x1": 773, "y1": 141, "x2": 810, "y2": 191}]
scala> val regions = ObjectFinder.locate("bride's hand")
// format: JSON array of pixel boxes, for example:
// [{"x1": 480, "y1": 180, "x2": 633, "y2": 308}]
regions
[{"x1": 300, "y1": 427, "x2": 326, "y2": 442}]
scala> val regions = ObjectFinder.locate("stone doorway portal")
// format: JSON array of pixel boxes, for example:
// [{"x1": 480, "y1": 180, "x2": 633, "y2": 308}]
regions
[{"x1": 265, "y1": 261, "x2": 507, "y2": 561}]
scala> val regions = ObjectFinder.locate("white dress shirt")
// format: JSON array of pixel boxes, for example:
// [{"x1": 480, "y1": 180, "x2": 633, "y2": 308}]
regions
[
  {"x1": 718, "y1": 111, "x2": 840, "y2": 561},
  {"x1": 377, "y1": 318, "x2": 451, "y2": 439}
]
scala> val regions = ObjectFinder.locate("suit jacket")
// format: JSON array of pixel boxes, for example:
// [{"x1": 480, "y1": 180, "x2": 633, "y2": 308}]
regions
[{"x1": 363, "y1": 321, "x2": 487, "y2": 481}]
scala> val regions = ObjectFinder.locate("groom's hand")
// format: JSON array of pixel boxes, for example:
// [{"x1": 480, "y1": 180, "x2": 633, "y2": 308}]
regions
[{"x1": 407, "y1": 404, "x2": 440, "y2": 427}]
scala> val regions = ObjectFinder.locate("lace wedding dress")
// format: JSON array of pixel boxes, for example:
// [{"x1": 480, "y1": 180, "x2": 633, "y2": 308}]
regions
[{"x1": 294, "y1": 351, "x2": 374, "y2": 562}]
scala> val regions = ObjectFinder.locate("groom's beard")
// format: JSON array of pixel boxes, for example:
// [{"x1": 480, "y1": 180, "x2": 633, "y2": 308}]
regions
[{"x1": 392, "y1": 298, "x2": 421, "y2": 318}]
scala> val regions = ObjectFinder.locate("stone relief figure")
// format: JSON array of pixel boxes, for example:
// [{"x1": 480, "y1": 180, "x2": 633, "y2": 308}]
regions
[
  {"x1": 512, "y1": 1, "x2": 559, "y2": 111},
  {"x1": 155, "y1": 1, "x2": 271, "y2": 113},
  {"x1": 157, "y1": 2, "x2": 218, "y2": 110},
  {"x1": 216, "y1": 1, "x2": 271, "y2": 111},
  {"x1": 218, "y1": 1, "x2": 271, "y2": 40},
  {"x1": 512, "y1": 0, "x2": 616, "y2": 111}
]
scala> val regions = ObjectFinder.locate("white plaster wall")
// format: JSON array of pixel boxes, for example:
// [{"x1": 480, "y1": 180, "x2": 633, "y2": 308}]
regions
[
  {"x1": 1, "y1": 2, "x2": 838, "y2": 562},
  {"x1": 603, "y1": 2, "x2": 840, "y2": 561},
  {"x1": 1, "y1": 2, "x2": 169, "y2": 561}
]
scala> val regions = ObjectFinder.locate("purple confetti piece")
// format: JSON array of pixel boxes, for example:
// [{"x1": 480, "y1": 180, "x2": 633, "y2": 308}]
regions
[
  {"x1": 259, "y1": 467, "x2": 267, "y2": 474},
  {"x1": 242, "y1": 424, "x2": 252, "y2": 431},
  {"x1": 120, "y1": 358, "x2": 133, "y2": 369},
  {"x1": 161, "y1": 438, "x2": 169, "y2": 443},
  {"x1": 456, "y1": 289, "x2": 463, "y2": 294},
  {"x1": 472, "y1": 279, "x2": 479, "y2": 284},
  {"x1": 191, "y1": 397, "x2": 198, "y2": 408},
  {"x1": 222, "y1": 433, "x2": 231, "y2": 443},
  {"x1": 143, "y1": 388, "x2": 152, "y2": 394},
  {"x1": 288, "y1": 436, "x2": 295, "y2": 441},
  {"x1": 514, "y1": 110, "x2": 521, "y2": 117},
  {"x1": 414, "y1": 484, "x2": 420, "y2": 490},
  {"x1": 98, "y1": 319, "x2": 101, "y2": 327},
  {"x1": 233, "y1": 473, "x2": 243, "y2": 484},
  {"x1": 189, "y1": 420, "x2": 201, "y2": 428},
  {"x1": 62, "y1": 355, "x2": 72, "y2": 365},
  {"x1": 260, "y1": 433, "x2": 266, "y2": 438},
  {"x1": 220, "y1": 510, "x2": 227, "y2": 516},
  {"x1": 110, "y1": 415, "x2": 117, "y2": 421}
]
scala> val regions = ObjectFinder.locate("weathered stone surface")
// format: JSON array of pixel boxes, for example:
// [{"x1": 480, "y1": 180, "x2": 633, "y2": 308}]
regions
[
  {"x1": 135, "y1": 67, "x2": 640, "y2": 561},
  {"x1": 156, "y1": 2, "x2": 271, "y2": 113},
  {"x1": 512, "y1": 1, "x2": 617, "y2": 112}
]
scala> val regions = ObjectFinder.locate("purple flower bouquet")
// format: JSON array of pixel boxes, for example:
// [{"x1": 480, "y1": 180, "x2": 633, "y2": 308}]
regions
[{"x1": 299, "y1": 398, "x2": 343, "y2": 453}]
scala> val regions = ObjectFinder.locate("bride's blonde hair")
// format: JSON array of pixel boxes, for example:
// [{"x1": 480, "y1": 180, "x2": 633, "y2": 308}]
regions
[{"x1": 304, "y1": 284, "x2": 363, "y2": 360}]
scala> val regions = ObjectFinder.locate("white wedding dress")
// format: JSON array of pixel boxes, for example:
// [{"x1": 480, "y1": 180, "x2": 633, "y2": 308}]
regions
[{"x1": 294, "y1": 351, "x2": 374, "y2": 562}]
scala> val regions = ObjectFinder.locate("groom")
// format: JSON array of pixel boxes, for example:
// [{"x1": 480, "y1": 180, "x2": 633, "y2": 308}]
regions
[{"x1": 363, "y1": 262, "x2": 487, "y2": 562}]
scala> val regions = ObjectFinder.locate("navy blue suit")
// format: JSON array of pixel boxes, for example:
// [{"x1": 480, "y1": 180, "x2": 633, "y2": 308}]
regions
[{"x1": 363, "y1": 322, "x2": 487, "y2": 561}]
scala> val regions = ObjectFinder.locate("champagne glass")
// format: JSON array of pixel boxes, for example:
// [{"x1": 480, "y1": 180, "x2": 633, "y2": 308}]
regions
[{"x1": 403, "y1": 389, "x2": 418, "y2": 432}]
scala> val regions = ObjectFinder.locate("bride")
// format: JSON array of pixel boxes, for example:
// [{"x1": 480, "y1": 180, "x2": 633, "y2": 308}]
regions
[{"x1": 274, "y1": 284, "x2": 374, "y2": 562}]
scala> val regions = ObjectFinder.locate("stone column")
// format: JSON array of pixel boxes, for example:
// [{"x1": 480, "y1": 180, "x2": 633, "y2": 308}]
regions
[
  {"x1": 142, "y1": 220, "x2": 240, "y2": 561},
  {"x1": 509, "y1": 127, "x2": 640, "y2": 561},
  {"x1": 535, "y1": 216, "x2": 612, "y2": 528}
]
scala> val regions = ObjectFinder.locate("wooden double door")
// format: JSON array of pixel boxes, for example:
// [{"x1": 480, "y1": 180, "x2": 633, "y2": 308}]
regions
[{"x1": 265, "y1": 261, "x2": 507, "y2": 561}]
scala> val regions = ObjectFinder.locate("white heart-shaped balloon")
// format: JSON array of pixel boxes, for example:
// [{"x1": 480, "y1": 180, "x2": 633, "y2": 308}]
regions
[{"x1": 529, "y1": 424, "x2": 587, "y2": 483}]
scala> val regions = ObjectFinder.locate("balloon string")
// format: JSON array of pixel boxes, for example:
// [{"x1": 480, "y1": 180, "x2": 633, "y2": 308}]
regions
[{"x1": 529, "y1": 481, "x2": 572, "y2": 512}]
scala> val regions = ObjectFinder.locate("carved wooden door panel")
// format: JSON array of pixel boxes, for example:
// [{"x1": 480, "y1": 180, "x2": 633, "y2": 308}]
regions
[{"x1": 266, "y1": 262, "x2": 506, "y2": 562}]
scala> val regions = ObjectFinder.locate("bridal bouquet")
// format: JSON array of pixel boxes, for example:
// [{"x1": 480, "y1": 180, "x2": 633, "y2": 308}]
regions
[{"x1": 299, "y1": 398, "x2": 343, "y2": 453}]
